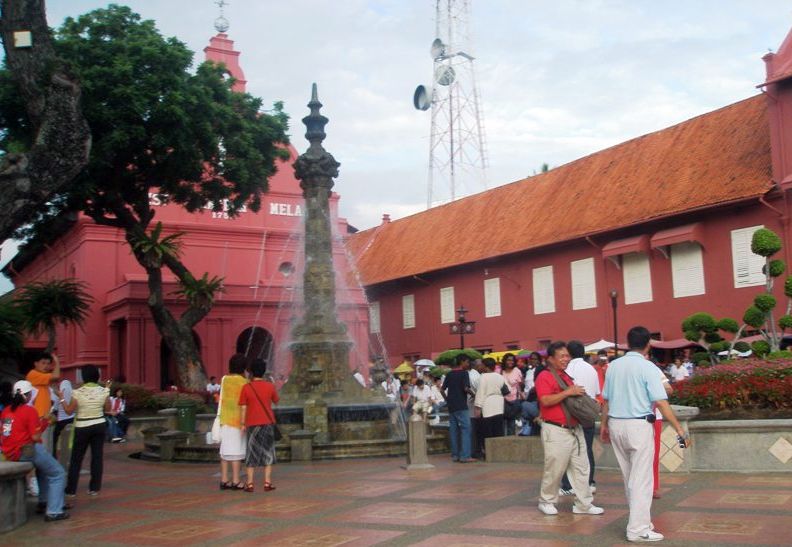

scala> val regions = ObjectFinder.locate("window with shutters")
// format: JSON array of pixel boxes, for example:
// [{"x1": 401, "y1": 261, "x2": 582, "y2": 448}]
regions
[
  {"x1": 402, "y1": 294, "x2": 415, "y2": 329},
  {"x1": 440, "y1": 287, "x2": 455, "y2": 324},
  {"x1": 369, "y1": 302, "x2": 381, "y2": 334},
  {"x1": 571, "y1": 257, "x2": 597, "y2": 310},
  {"x1": 671, "y1": 242, "x2": 706, "y2": 298},
  {"x1": 731, "y1": 225, "x2": 766, "y2": 288},
  {"x1": 484, "y1": 277, "x2": 501, "y2": 317},
  {"x1": 622, "y1": 253, "x2": 653, "y2": 304},
  {"x1": 533, "y1": 266, "x2": 555, "y2": 314}
]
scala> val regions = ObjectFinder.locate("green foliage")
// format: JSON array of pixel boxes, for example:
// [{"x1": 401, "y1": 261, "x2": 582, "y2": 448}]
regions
[
  {"x1": 427, "y1": 366, "x2": 450, "y2": 379},
  {"x1": 716, "y1": 318, "x2": 739, "y2": 333},
  {"x1": 733, "y1": 341, "x2": 751, "y2": 352},
  {"x1": 0, "y1": 299, "x2": 24, "y2": 357},
  {"x1": 779, "y1": 315, "x2": 792, "y2": 331},
  {"x1": 15, "y1": 279, "x2": 94, "y2": 350},
  {"x1": 172, "y1": 272, "x2": 224, "y2": 310},
  {"x1": 110, "y1": 383, "x2": 209, "y2": 413},
  {"x1": 743, "y1": 306, "x2": 766, "y2": 328},
  {"x1": 767, "y1": 259, "x2": 786, "y2": 278},
  {"x1": 691, "y1": 351, "x2": 710, "y2": 365},
  {"x1": 435, "y1": 348, "x2": 482, "y2": 367},
  {"x1": 708, "y1": 341, "x2": 730, "y2": 353},
  {"x1": 130, "y1": 222, "x2": 184, "y2": 268},
  {"x1": 683, "y1": 330, "x2": 700, "y2": 342},
  {"x1": 751, "y1": 340, "x2": 771, "y2": 357},
  {"x1": 704, "y1": 332, "x2": 723, "y2": 344},
  {"x1": 681, "y1": 312, "x2": 716, "y2": 333},
  {"x1": 786, "y1": 276, "x2": 792, "y2": 298},
  {"x1": 754, "y1": 294, "x2": 777, "y2": 312},
  {"x1": 751, "y1": 228, "x2": 782, "y2": 257},
  {"x1": 2, "y1": 4, "x2": 289, "y2": 251},
  {"x1": 766, "y1": 350, "x2": 792, "y2": 360}
]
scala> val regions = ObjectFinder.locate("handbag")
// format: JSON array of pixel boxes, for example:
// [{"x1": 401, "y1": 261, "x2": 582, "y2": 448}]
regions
[
  {"x1": 249, "y1": 381, "x2": 283, "y2": 442},
  {"x1": 209, "y1": 376, "x2": 224, "y2": 444},
  {"x1": 499, "y1": 382, "x2": 511, "y2": 397},
  {"x1": 547, "y1": 367, "x2": 601, "y2": 428}
]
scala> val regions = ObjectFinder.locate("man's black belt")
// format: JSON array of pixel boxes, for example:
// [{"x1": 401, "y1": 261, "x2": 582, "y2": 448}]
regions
[
  {"x1": 544, "y1": 420, "x2": 574, "y2": 429},
  {"x1": 611, "y1": 415, "x2": 656, "y2": 423}
]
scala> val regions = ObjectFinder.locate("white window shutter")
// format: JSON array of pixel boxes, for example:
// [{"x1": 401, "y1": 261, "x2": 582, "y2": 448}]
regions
[
  {"x1": 402, "y1": 294, "x2": 416, "y2": 329},
  {"x1": 440, "y1": 287, "x2": 455, "y2": 324},
  {"x1": 369, "y1": 302, "x2": 381, "y2": 334},
  {"x1": 533, "y1": 266, "x2": 555, "y2": 314},
  {"x1": 671, "y1": 242, "x2": 706, "y2": 298},
  {"x1": 484, "y1": 278, "x2": 502, "y2": 317},
  {"x1": 623, "y1": 253, "x2": 653, "y2": 304},
  {"x1": 731, "y1": 225, "x2": 766, "y2": 288},
  {"x1": 571, "y1": 257, "x2": 597, "y2": 310}
]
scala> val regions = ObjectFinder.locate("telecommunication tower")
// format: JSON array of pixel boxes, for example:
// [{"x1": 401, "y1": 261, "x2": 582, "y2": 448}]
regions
[{"x1": 413, "y1": 0, "x2": 488, "y2": 208}]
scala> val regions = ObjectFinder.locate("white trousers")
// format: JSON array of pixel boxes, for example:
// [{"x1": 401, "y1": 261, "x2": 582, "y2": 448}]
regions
[
  {"x1": 609, "y1": 418, "x2": 654, "y2": 539},
  {"x1": 538, "y1": 423, "x2": 594, "y2": 509}
]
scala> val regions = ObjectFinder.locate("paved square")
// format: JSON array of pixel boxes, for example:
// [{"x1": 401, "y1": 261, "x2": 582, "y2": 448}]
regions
[{"x1": 3, "y1": 442, "x2": 792, "y2": 546}]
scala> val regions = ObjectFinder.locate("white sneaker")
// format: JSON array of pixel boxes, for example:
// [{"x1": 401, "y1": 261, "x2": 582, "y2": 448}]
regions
[
  {"x1": 538, "y1": 503, "x2": 558, "y2": 515},
  {"x1": 573, "y1": 504, "x2": 604, "y2": 515},
  {"x1": 558, "y1": 487, "x2": 575, "y2": 496},
  {"x1": 627, "y1": 530, "x2": 664, "y2": 542}
]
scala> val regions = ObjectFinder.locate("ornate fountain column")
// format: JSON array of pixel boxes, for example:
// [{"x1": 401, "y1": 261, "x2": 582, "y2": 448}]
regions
[{"x1": 280, "y1": 85, "x2": 371, "y2": 442}]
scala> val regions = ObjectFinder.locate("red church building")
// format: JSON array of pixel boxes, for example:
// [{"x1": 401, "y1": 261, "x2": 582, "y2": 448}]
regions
[
  {"x1": 4, "y1": 31, "x2": 369, "y2": 388},
  {"x1": 349, "y1": 25, "x2": 792, "y2": 365}
]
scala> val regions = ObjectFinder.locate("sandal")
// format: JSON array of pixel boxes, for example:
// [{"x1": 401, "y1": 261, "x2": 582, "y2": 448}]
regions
[
  {"x1": 263, "y1": 481, "x2": 276, "y2": 491},
  {"x1": 232, "y1": 482, "x2": 246, "y2": 491},
  {"x1": 244, "y1": 482, "x2": 254, "y2": 493},
  {"x1": 220, "y1": 481, "x2": 233, "y2": 490}
]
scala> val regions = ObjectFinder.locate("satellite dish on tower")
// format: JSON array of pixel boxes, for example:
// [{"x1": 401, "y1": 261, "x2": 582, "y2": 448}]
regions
[
  {"x1": 434, "y1": 65, "x2": 456, "y2": 86},
  {"x1": 413, "y1": 85, "x2": 432, "y2": 111},
  {"x1": 430, "y1": 38, "x2": 446, "y2": 59}
]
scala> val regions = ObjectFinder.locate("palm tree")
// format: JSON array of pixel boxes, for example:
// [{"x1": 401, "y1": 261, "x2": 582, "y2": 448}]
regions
[{"x1": 15, "y1": 279, "x2": 94, "y2": 352}]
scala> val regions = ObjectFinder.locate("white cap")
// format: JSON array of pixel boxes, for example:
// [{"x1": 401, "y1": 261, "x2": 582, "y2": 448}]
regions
[{"x1": 13, "y1": 380, "x2": 33, "y2": 394}]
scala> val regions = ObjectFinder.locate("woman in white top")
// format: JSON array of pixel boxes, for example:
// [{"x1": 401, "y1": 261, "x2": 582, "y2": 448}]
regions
[
  {"x1": 669, "y1": 359, "x2": 689, "y2": 383},
  {"x1": 474, "y1": 357, "x2": 507, "y2": 447},
  {"x1": 57, "y1": 365, "x2": 110, "y2": 497}
]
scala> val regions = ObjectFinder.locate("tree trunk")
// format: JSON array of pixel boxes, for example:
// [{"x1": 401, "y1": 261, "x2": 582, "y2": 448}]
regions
[
  {"x1": 129, "y1": 233, "x2": 209, "y2": 391},
  {"x1": 0, "y1": 0, "x2": 91, "y2": 242},
  {"x1": 45, "y1": 324, "x2": 55, "y2": 353}
]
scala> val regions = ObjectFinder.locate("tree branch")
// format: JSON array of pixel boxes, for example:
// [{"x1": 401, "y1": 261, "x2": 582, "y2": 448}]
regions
[{"x1": 0, "y1": 0, "x2": 91, "y2": 242}]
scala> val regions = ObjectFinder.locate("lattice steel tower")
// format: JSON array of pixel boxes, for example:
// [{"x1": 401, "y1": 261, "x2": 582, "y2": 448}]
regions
[{"x1": 414, "y1": 0, "x2": 488, "y2": 208}]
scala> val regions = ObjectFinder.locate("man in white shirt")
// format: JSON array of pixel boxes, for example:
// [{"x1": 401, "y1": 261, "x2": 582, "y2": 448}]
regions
[
  {"x1": 559, "y1": 341, "x2": 601, "y2": 495},
  {"x1": 352, "y1": 367, "x2": 367, "y2": 388},
  {"x1": 669, "y1": 359, "x2": 689, "y2": 383},
  {"x1": 52, "y1": 379, "x2": 75, "y2": 459},
  {"x1": 468, "y1": 358, "x2": 484, "y2": 458},
  {"x1": 381, "y1": 375, "x2": 401, "y2": 402}
]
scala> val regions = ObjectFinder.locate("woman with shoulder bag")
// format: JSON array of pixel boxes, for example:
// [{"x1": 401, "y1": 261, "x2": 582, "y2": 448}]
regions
[
  {"x1": 2, "y1": 380, "x2": 70, "y2": 521},
  {"x1": 238, "y1": 358, "x2": 280, "y2": 492},
  {"x1": 218, "y1": 353, "x2": 249, "y2": 490},
  {"x1": 501, "y1": 353, "x2": 524, "y2": 435}
]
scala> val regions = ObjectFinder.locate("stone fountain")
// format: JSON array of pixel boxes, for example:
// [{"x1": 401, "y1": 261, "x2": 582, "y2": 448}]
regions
[{"x1": 138, "y1": 86, "x2": 448, "y2": 462}]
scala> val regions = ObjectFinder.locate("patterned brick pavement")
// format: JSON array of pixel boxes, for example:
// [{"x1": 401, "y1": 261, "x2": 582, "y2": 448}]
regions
[{"x1": 3, "y1": 442, "x2": 792, "y2": 546}]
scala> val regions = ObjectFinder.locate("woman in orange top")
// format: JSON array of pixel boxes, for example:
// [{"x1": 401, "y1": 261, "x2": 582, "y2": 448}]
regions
[{"x1": 218, "y1": 354, "x2": 249, "y2": 490}]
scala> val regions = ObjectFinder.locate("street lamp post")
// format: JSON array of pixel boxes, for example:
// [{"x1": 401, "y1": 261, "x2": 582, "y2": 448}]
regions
[
  {"x1": 610, "y1": 289, "x2": 618, "y2": 357},
  {"x1": 449, "y1": 305, "x2": 476, "y2": 350}
]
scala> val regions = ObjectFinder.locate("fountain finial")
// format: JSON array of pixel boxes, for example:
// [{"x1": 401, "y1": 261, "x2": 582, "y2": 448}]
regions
[{"x1": 302, "y1": 83, "x2": 329, "y2": 151}]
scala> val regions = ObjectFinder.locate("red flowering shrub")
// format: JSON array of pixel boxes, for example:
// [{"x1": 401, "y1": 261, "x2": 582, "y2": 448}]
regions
[{"x1": 670, "y1": 359, "x2": 792, "y2": 410}]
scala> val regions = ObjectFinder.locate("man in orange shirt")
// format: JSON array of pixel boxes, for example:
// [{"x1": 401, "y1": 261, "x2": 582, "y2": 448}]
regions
[{"x1": 26, "y1": 352, "x2": 61, "y2": 418}]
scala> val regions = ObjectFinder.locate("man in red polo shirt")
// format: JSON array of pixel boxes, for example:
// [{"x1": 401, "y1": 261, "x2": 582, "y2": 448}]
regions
[{"x1": 535, "y1": 341, "x2": 604, "y2": 516}]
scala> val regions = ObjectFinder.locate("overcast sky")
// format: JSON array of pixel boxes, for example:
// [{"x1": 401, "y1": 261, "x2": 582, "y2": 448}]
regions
[{"x1": 2, "y1": 1, "x2": 792, "y2": 289}]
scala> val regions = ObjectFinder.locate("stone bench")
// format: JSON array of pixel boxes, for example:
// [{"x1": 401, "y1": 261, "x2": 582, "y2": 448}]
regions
[
  {"x1": 0, "y1": 460, "x2": 34, "y2": 533},
  {"x1": 485, "y1": 435, "x2": 544, "y2": 463}
]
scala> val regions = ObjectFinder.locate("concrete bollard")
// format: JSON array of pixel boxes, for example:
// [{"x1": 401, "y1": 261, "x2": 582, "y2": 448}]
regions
[
  {"x1": 288, "y1": 429, "x2": 317, "y2": 461},
  {"x1": 405, "y1": 414, "x2": 435, "y2": 470}
]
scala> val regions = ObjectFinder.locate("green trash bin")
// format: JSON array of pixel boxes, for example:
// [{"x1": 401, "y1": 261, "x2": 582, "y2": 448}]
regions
[{"x1": 175, "y1": 399, "x2": 197, "y2": 433}]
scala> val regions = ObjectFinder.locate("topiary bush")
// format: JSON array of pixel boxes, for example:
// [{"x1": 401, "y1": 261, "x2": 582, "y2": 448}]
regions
[
  {"x1": 766, "y1": 350, "x2": 792, "y2": 360},
  {"x1": 733, "y1": 341, "x2": 751, "y2": 353},
  {"x1": 754, "y1": 294, "x2": 777, "y2": 312},
  {"x1": 692, "y1": 351, "x2": 710, "y2": 365},
  {"x1": 752, "y1": 340, "x2": 771, "y2": 357},
  {"x1": 751, "y1": 228, "x2": 782, "y2": 257},
  {"x1": 767, "y1": 259, "x2": 785, "y2": 277}
]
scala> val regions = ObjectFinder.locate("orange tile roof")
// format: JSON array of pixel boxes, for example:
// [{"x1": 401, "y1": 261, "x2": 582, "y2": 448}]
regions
[{"x1": 348, "y1": 95, "x2": 773, "y2": 286}]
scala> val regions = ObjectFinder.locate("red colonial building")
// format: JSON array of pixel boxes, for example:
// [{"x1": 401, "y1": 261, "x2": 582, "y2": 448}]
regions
[
  {"x1": 348, "y1": 26, "x2": 792, "y2": 366},
  {"x1": 4, "y1": 32, "x2": 369, "y2": 388}
]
